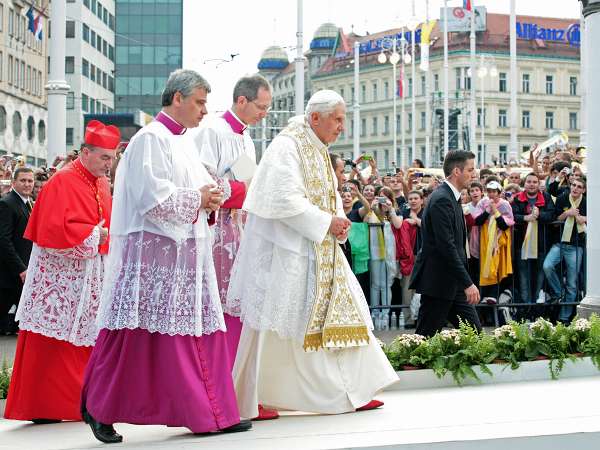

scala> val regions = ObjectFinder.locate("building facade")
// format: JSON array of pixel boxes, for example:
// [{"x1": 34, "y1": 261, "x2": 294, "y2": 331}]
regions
[
  {"x1": 65, "y1": 0, "x2": 116, "y2": 153},
  {"x1": 260, "y1": 13, "x2": 581, "y2": 169},
  {"x1": 114, "y1": 0, "x2": 182, "y2": 116},
  {"x1": 0, "y1": 0, "x2": 48, "y2": 166}
]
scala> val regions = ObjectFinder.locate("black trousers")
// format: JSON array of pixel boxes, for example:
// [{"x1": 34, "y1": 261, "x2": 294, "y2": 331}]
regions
[
  {"x1": 0, "y1": 286, "x2": 22, "y2": 333},
  {"x1": 416, "y1": 292, "x2": 482, "y2": 338}
]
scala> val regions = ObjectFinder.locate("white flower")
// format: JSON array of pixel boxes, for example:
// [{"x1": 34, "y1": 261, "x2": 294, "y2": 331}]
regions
[
  {"x1": 392, "y1": 333, "x2": 426, "y2": 348},
  {"x1": 440, "y1": 329, "x2": 461, "y2": 344},
  {"x1": 574, "y1": 318, "x2": 591, "y2": 332},
  {"x1": 493, "y1": 325, "x2": 516, "y2": 338},
  {"x1": 530, "y1": 318, "x2": 555, "y2": 332}
]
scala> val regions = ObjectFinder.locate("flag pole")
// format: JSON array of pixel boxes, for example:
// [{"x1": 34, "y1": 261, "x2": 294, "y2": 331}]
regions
[
  {"x1": 470, "y1": 1, "x2": 477, "y2": 160},
  {"x1": 443, "y1": 0, "x2": 449, "y2": 154}
]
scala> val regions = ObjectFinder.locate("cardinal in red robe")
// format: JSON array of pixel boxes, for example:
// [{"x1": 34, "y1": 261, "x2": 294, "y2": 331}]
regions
[{"x1": 4, "y1": 120, "x2": 121, "y2": 424}]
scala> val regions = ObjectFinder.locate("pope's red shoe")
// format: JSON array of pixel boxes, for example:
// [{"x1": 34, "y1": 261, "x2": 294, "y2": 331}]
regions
[
  {"x1": 252, "y1": 404, "x2": 279, "y2": 421},
  {"x1": 356, "y1": 400, "x2": 384, "y2": 411}
]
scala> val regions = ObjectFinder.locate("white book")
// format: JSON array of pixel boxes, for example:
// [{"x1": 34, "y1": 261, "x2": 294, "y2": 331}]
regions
[{"x1": 229, "y1": 153, "x2": 257, "y2": 182}]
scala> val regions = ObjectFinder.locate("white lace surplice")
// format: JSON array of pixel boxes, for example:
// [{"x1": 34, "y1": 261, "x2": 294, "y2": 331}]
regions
[
  {"x1": 17, "y1": 227, "x2": 103, "y2": 347},
  {"x1": 96, "y1": 121, "x2": 225, "y2": 337}
]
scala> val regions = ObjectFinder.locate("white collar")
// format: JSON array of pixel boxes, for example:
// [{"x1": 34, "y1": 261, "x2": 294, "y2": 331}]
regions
[
  {"x1": 445, "y1": 180, "x2": 462, "y2": 201},
  {"x1": 12, "y1": 189, "x2": 29, "y2": 204}
]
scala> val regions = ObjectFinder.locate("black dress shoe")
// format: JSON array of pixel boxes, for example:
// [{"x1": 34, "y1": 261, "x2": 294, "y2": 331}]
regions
[
  {"x1": 82, "y1": 408, "x2": 123, "y2": 444},
  {"x1": 220, "y1": 419, "x2": 252, "y2": 434},
  {"x1": 31, "y1": 419, "x2": 62, "y2": 424}
]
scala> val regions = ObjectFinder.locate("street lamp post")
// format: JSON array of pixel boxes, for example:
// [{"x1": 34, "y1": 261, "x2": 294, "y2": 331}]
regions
[
  {"x1": 408, "y1": 4, "x2": 419, "y2": 167},
  {"x1": 353, "y1": 41, "x2": 361, "y2": 160},
  {"x1": 475, "y1": 55, "x2": 497, "y2": 165},
  {"x1": 378, "y1": 37, "x2": 401, "y2": 167}
]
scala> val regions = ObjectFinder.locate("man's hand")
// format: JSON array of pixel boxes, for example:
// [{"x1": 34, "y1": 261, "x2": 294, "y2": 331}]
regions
[
  {"x1": 464, "y1": 284, "x2": 480, "y2": 305},
  {"x1": 329, "y1": 216, "x2": 351, "y2": 239},
  {"x1": 567, "y1": 207, "x2": 580, "y2": 218},
  {"x1": 19, "y1": 270, "x2": 27, "y2": 284},
  {"x1": 200, "y1": 185, "x2": 223, "y2": 212}
]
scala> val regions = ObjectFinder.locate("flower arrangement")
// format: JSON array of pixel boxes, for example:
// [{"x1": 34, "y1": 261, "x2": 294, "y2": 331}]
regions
[{"x1": 383, "y1": 315, "x2": 600, "y2": 384}]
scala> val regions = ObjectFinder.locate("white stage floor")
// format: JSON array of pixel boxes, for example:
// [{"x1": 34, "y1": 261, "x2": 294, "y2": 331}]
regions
[{"x1": 1, "y1": 376, "x2": 599, "y2": 450}]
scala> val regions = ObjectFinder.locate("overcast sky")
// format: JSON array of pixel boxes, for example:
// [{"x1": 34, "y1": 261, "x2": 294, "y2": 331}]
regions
[{"x1": 183, "y1": 0, "x2": 581, "y2": 113}]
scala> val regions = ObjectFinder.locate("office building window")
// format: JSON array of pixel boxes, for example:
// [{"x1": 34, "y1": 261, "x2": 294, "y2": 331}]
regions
[
  {"x1": 384, "y1": 115, "x2": 390, "y2": 135},
  {"x1": 455, "y1": 68, "x2": 462, "y2": 90},
  {"x1": 408, "y1": 77, "x2": 413, "y2": 97},
  {"x1": 420, "y1": 111, "x2": 426, "y2": 130},
  {"x1": 361, "y1": 84, "x2": 366, "y2": 103},
  {"x1": 498, "y1": 109, "x2": 507, "y2": 128},
  {"x1": 65, "y1": 56, "x2": 75, "y2": 74},
  {"x1": 570, "y1": 77, "x2": 577, "y2": 96},
  {"x1": 522, "y1": 110, "x2": 531, "y2": 128},
  {"x1": 569, "y1": 112, "x2": 578, "y2": 130},
  {"x1": 384, "y1": 80, "x2": 389, "y2": 99},
  {"x1": 372, "y1": 82, "x2": 378, "y2": 102},
  {"x1": 499, "y1": 145, "x2": 507, "y2": 164},
  {"x1": 477, "y1": 108, "x2": 486, "y2": 127},
  {"x1": 499, "y1": 72, "x2": 507, "y2": 92},
  {"x1": 361, "y1": 118, "x2": 366, "y2": 137},
  {"x1": 66, "y1": 20, "x2": 75, "y2": 38},
  {"x1": 434, "y1": 73, "x2": 439, "y2": 91},
  {"x1": 545, "y1": 111, "x2": 554, "y2": 129},
  {"x1": 371, "y1": 117, "x2": 378, "y2": 136},
  {"x1": 420, "y1": 75, "x2": 426, "y2": 96},
  {"x1": 522, "y1": 73, "x2": 530, "y2": 93},
  {"x1": 66, "y1": 92, "x2": 75, "y2": 109},
  {"x1": 82, "y1": 93, "x2": 89, "y2": 112},
  {"x1": 546, "y1": 75, "x2": 553, "y2": 95},
  {"x1": 66, "y1": 128, "x2": 74, "y2": 145},
  {"x1": 408, "y1": 112, "x2": 412, "y2": 131}
]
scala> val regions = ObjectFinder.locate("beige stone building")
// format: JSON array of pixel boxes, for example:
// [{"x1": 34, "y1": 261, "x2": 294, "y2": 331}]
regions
[
  {"x1": 0, "y1": 0, "x2": 48, "y2": 166},
  {"x1": 258, "y1": 13, "x2": 581, "y2": 169}
]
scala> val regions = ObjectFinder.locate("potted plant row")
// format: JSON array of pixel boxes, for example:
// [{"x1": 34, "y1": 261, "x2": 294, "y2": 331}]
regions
[{"x1": 383, "y1": 315, "x2": 600, "y2": 384}]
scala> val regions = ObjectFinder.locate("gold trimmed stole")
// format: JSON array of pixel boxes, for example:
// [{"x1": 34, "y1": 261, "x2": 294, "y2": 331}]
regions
[{"x1": 280, "y1": 123, "x2": 369, "y2": 352}]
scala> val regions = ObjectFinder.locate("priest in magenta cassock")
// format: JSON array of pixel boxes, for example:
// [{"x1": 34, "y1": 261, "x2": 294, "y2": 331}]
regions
[
  {"x1": 4, "y1": 120, "x2": 120, "y2": 423},
  {"x1": 227, "y1": 90, "x2": 398, "y2": 419},
  {"x1": 81, "y1": 69, "x2": 251, "y2": 444},
  {"x1": 192, "y1": 74, "x2": 278, "y2": 421}
]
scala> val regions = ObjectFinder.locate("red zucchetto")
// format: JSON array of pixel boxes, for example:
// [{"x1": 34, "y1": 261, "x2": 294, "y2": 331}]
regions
[{"x1": 84, "y1": 120, "x2": 121, "y2": 150}]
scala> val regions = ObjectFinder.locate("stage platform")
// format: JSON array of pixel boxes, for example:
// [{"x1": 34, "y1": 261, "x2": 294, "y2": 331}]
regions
[{"x1": 1, "y1": 376, "x2": 599, "y2": 449}]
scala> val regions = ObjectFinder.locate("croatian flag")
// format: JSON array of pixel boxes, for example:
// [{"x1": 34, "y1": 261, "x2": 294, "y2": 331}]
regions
[
  {"x1": 26, "y1": 7, "x2": 43, "y2": 41},
  {"x1": 463, "y1": 0, "x2": 473, "y2": 12}
]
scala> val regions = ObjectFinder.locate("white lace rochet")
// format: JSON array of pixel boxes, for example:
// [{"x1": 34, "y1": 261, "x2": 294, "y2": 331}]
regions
[
  {"x1": 17, "y1": 227, "x2": 103, "y2": 347},
  {"x1": 97, "y1": 188, "x2": 226, "y2": 337}
]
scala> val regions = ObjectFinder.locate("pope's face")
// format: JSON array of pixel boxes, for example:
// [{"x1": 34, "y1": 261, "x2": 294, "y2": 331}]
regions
[
  {"x1": 81, "y1": 146, "x2": 117, "y2": 178},
  {"x1": 310, "y1": 104, "x2": 346, "y2": 145},
  {"x1": 178, "y1": 87, "x2": 209, "y2": 128}
]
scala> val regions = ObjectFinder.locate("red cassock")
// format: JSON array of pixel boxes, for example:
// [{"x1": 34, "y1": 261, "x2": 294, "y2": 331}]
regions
[{"x1": 4, "y1": 159, "x2": 111, "y2": 422}]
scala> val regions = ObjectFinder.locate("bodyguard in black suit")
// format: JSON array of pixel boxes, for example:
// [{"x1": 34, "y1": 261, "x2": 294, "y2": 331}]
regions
[
  {"x1": 410, "y1": 151, "x2": 481, "y2": 337},
  {"x1": 0, "y1": 167, "x2": 35, "y2": 334}
]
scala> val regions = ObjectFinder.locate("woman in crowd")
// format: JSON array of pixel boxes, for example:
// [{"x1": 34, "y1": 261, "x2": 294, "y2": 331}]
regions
[
  {"x1": 474, "y1": 181, "x2": 515, "y2": 301},
  {"x1": 397, "y1": 190, "x2": 424, "y2": 327},
  {"x1": 366, "y1": 186, "x2": 401, "y2": 329},
  {"x1": 465, "y1": 182, "x2": 484, "y2": 290}
]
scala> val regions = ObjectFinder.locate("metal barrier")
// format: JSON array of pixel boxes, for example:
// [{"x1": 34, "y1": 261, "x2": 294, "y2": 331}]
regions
[{"x1": 360, "y1": 215, "x2": 586, "y2": 328}]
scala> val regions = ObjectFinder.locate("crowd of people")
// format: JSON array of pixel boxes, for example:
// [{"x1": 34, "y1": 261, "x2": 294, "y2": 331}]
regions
[{"x1": 333, "y1": 144, "x2": 587, "y2": 330}]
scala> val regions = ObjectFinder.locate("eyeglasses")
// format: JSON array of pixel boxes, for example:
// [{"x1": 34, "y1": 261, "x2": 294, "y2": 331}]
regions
[{"x1": 250, "y1": 100, "x2": 271, "y2": 113}]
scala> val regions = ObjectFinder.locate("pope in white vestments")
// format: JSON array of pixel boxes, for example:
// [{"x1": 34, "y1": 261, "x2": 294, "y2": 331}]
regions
[{"x1": 228, "y1": 90, "x2": 398, "y2": 418}]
